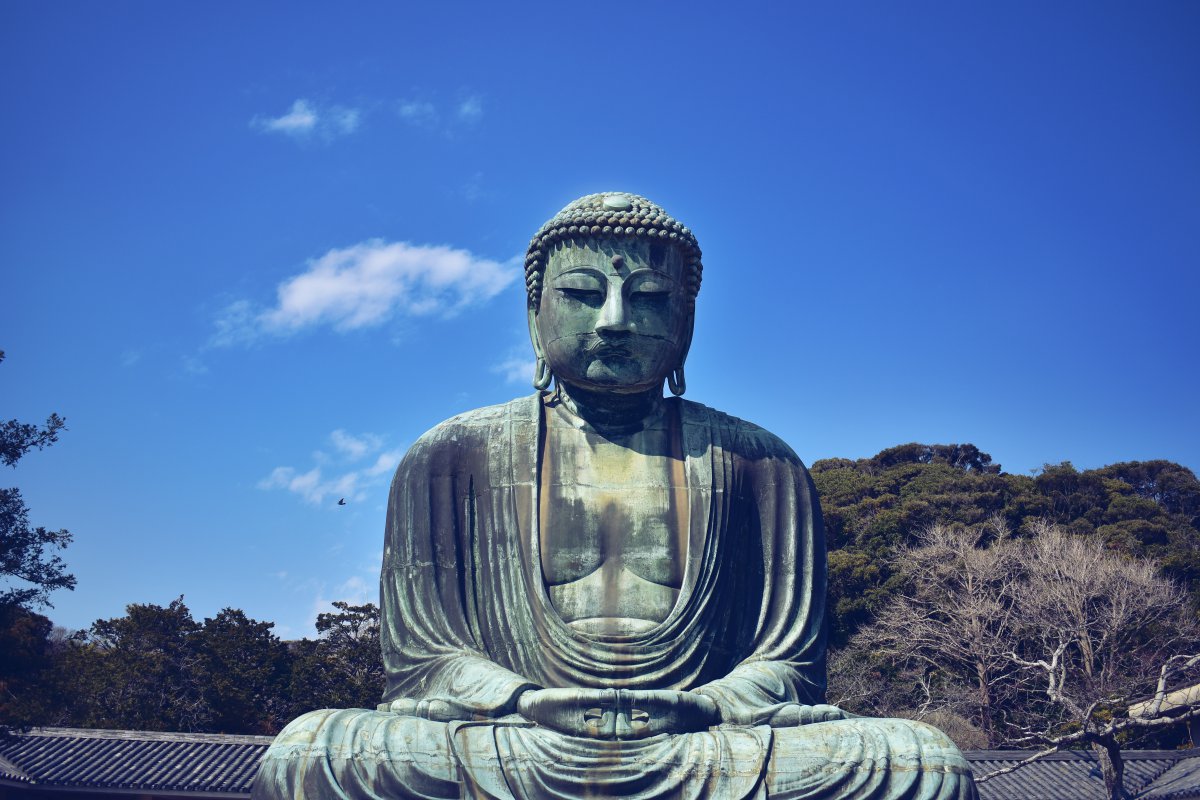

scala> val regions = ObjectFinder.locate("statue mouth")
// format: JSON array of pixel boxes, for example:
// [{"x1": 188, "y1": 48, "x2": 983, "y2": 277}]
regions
[{"x1": 589, "y1": 342, "x2": 633, "y2": 358}]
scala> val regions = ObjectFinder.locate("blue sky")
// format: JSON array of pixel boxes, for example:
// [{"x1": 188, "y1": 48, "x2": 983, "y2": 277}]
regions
[{"x1": 3, "y1": 2, "x2": 1197, "y2": 638}]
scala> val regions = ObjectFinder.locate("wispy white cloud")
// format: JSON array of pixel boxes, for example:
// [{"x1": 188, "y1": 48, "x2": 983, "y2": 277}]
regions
[
  {"x1": 364, "y1": 450, "x2": 399, "y2": 477},
  {"x1": 211, "y1": 299, "x2": 259, "y2": 348},
  {"x1": 492, "y1": 353, "x2": 534, "y2": 385},
  {"x1": 258, "y1": 430, "x2": 403, "y2": 507},
  {"x1": 258, "y1": 465, "x2": 356, "y2": 506},
  {"x1": 330, "y1": 429, "x2": 382, "y2": 460},
  {"x1": 181, "y1": 355, "x2": 209, "y2": 375},
  {"x1": 397, "y1": 99, "x2": 438, "y2": 128},
  {"x1": 329, "y1": 106, "x2": 360, "y2": 134},
  {"x1": 460, "y1": 171, "x2": 485, "y2": 202},
  {"x1": 397, "y1": 94, "x2": 484, "y2": 134},
  {"x1": 457, "y1": 95, "x2": 483, "y2": 124},
  {"x1": 212, "y1": 240, "x2": 516, "y2": 346},
  {"x1": 252, "y1": 98, "x2": 361, "y2": 140},
  {"x1": 258, "y1": 99, "x2": 318, "y2": 134}
]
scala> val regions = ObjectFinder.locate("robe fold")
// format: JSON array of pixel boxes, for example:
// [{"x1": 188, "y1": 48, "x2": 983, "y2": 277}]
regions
[{"x1": 253, "y1": 395, "x2": 977, "y2": 799}]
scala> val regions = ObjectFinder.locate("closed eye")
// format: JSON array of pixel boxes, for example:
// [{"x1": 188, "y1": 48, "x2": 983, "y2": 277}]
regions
[
  {"x1": 558, "y1": 287, "x2": 605, "y2": 306},
  {"x1": 626, "y1": 271, "x2": 675, "y2": 298}
]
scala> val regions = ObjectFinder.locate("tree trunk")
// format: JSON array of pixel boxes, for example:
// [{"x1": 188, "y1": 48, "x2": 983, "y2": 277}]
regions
[
  {"x1": 1092, "y1": 737, "x2": 1128, "y2": 800},
  {"x1": 975, "y1": 662, "x2": 994, "y2": 743}
]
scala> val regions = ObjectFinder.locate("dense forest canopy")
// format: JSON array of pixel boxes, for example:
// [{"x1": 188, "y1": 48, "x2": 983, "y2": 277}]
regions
[
  {"x1": 812, "y1": 445, "x2": 1200, "y2": 646},
  {"x1": 1, "y1": 443, "x2": 1198, "y2": 749}
]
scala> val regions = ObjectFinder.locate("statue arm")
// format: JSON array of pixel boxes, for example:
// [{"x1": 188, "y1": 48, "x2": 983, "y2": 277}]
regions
[
  {"x1": 692, "y1": 434, "x2": 840, "y2": 726},
  {"x1": 693, "y1": 662, "x2": 847, "y2": 726},
  {"x1": 378, "y1": 426, "x2": 540, "y2": 720}
]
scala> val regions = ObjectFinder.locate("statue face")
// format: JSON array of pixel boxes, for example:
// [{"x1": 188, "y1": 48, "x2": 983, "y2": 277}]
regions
[{"x1": 534, "y1": 237, "x2": 690, "y2": 394}]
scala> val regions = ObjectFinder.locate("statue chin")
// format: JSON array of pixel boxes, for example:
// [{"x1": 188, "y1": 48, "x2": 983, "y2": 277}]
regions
[{"x1": 253, "y1": 192, "x2": 978, "y2": 800}]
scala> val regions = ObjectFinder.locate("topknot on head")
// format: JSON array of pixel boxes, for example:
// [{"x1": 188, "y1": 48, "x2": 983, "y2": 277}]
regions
[{"x1": 524, "y1": 192, "x2": 704, "y2": 309}]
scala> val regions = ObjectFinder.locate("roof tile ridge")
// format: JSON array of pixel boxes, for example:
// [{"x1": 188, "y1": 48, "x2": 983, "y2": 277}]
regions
[{"x1": 22, "y1": 727, "x2": 275, "y2": 746}]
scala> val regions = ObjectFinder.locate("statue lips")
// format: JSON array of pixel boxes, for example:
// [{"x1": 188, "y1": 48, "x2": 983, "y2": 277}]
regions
[
  {"x1": 591, "y1": 343, "x2": 633, "y2": 358},
  {"x1": 586, "y1": 338, "x2": 636, "y2": 362}
]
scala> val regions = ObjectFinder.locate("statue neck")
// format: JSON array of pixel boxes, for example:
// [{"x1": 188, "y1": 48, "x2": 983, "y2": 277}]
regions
[{"x1": 553, "y1": 382, "x2": 664, "y2": 434}]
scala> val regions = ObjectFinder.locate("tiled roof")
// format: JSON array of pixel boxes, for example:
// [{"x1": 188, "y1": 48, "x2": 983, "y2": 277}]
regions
[
  {"x1": 966, "y1": 749, "x2": 1200, "y2": 800},
  {"x1": 0, "y1": 727, "x2": 271, "y2": 796},
  {"x1": 1, "y1": 727, "x2": 1199, "y2": 799},
  {"x1": 1139, "y1": 755, "x2": 1200, "y2": 799}
]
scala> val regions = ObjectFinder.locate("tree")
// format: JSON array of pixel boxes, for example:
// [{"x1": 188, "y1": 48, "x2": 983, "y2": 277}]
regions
[
  {"x1": 811, "y1": 446, "x2": 1200, "y2": 646},
  {"x1": 195, "y1": 608, "x2": 291, "y2": 734},
  {"x1": 999, "y1": 522, "x2": 1199, "y2": 799},
  {"x1": 63, "y1": 597, "x2": 212, "y2": 732},
  {"x1": 288, "y1": 602, "x2": 384, "y2": 715},
  {"x1": 1, "y1": 351, "x2": 74, "y2": 732},
  {"x1": 0, "y1": 350, "x2": 74, "y2": 612},
  {"x1": 0, "y1": 489, "x2": 74, "y2": 611},
  {"x1": 811, "y1": 444, "x2": 1040, "y2": 645},
  {"x1": 830, "y1": 517, "x2": 1200, "y2": 800},
  {"x1": 0, "y1": 604, "x2": 57, "y2": 730},
  {"x1": 831, "y1": 521, "x2": 1022, "y2": 742}
]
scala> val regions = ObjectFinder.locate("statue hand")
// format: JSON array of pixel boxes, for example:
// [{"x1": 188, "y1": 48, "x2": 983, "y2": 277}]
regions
[
  {"x1": 518, "y1": 688, "x2": 718, "y2": 740},
  {"x1": 517, "y1": 688, "x2": 616, "y2": 737},
  {"x1": 719, "y1": 702, "x2": 851, "y2": 727},
  {"x1": 382, "y1": 697, "x2": 504, "y2": 722},
  {"x1": 619, "y1": 690, "x2": 719, "y2": 738}
]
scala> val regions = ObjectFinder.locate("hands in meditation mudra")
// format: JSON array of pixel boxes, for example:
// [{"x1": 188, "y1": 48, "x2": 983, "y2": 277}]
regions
[{"x1": 254, "y1": 193, "x2": 977, "y2": 799}]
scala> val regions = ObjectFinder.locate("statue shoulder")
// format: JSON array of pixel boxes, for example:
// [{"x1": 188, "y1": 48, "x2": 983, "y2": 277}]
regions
[
  {"x1": 676, "y1": 398, "x2": 807, "y2": 469},
  {"x1": 393, "y1": 394, "x2": 539, "y2": 477}
]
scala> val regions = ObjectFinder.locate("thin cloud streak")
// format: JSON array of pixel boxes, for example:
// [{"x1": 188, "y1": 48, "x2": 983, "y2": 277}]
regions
[
  {"x1": 397, "y1": 94, "x2": 483, "y2": 134},
  {"x1": 457, "y1": 95, "x2": 483, "y2": 123},
  {"x1": 492, "y1": 354, "x2": 534, "y2": 386},
  {"x1": 252, "y1": 98, "x2": 360, "y2": 140},
  {"x1": 397, "y1": 99, "x2": 438, "y2": 128},
  {"x1": 258, "y1": 429, "x2": 403, "y2": 507},
  {"x1": 330, "y1": 429, "x2": 382, "y2": 460}
]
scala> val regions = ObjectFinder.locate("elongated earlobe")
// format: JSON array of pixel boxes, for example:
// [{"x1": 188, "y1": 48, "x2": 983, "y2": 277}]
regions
[
  {"x1": 533, "y1": 357, "x2": 552, "y2": 390},
  {"x1": 667, "y1": 365, "x2": 686, "y2": 396}
]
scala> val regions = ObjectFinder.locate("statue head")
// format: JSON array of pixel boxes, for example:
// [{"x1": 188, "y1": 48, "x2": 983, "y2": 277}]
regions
[{"x1": 525, "y1": 193, "x2": 704, "y2": 396}]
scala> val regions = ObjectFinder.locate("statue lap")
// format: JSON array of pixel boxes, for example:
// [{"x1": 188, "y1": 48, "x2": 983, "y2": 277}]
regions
[{"x1": 254, "y1": 708, "x2": 975, "y2": 799}]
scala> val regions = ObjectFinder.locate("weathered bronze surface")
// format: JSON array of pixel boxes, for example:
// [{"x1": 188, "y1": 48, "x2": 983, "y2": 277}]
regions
[{"x1": 254, "y1": 193, "x2": 979, "y2": 799}]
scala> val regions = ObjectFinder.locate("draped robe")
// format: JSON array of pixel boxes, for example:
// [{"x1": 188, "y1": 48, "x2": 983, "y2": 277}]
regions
[{"x1": 253, "y1": 395, "x2": 977, "y2": 799}]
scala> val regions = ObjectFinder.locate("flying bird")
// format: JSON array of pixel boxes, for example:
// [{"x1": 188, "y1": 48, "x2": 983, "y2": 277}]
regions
[{"x1": 337, "y1": 498, "x2": 347, "y2": 506}]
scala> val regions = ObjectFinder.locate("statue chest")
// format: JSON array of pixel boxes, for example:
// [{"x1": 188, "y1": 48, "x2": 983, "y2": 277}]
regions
[{"x1": 538, "y1": 412, "x2": 689, "y2": 635}]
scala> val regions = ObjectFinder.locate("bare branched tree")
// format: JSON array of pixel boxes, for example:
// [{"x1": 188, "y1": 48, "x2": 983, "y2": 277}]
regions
[
  {"x1": 830, "y1": 519, "x2": 1200, "y2": 800},
  {"x1": 835, "y1": 521, "x2": 1022, "y2": 740},
  {"x1": 994, "y1": 521, "x2": 1199, "y2": 799}
]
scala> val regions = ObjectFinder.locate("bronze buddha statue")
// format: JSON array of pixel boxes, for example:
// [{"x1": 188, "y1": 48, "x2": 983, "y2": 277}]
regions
[{"x1": 254, "y1": 193, "x2": 977, "y2": 799}]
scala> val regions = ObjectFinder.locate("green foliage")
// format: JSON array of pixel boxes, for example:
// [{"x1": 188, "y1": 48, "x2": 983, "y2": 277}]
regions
[
  {"x1": 195, "y1": 608, "x2": 292, "y2": 734},
  {"x1": 0, "y1": 604, "x2": 57, "y2": 729},
  {"x1": 0, "y1": 351, "x2": 75, "y2": 613},
  {"x1": 0, "y1": 489, "x2": 76, "y2": 611},
  {"x1": 0, "y1": 352, "x2": 75, "y2": 732},
  {"x1": 287, "y1": 602, "x2": 384, "y2": 715},
  {"x1": 18, "y1": 598, "x2": 383, "y2": 735},
  {"x1": 812, "y1": 444, "x2": 1200, "y2": 646},
  {"x1": 66, "y1": 597, "x2": 210, "y2": 732}
]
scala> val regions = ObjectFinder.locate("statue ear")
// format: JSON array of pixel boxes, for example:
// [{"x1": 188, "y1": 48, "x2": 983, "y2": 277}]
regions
[
  {"x1": 527, "y1": 305, "x2": 552, "y2": 390},
  {"x1": 678, "y1": 310, "x2": 695, "y2": 367},
  {"x1": 668, "y1": 311, "x2": 695, "y2": 397}
]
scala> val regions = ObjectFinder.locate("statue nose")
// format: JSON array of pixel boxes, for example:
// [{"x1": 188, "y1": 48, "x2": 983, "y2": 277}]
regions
[{"x1": 596, "y1": 289, "x2": 632, "y2": 334}]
